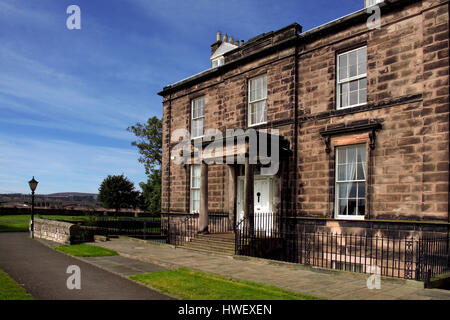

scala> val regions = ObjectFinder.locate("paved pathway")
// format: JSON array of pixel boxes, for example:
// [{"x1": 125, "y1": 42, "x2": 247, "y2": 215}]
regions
[
  {"x1": 0, "y1": 233, "x2": 171, "y2": 300},
  {"x1": 93, "y1": 237, "x2": 450, "y2": 300}
]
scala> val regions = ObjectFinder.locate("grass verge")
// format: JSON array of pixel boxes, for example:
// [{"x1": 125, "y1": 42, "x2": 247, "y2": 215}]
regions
[
  {"x1": 0, "y1": 269, "x2": 33, "y2": 300},
  {"x1": 130, "y1": 267, "x2": 320, "y2": 300},
  {"x1": 54, "y1": 244, "x2": 118, "y2": 257}
]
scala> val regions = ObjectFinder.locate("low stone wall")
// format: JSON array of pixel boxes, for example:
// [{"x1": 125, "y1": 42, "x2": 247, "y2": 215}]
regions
[{"x1": 32, "y1": 218, "x2": 94, "y2": 244}]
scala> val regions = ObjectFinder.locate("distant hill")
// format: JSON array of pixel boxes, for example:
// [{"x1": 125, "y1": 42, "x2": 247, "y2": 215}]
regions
[{"x1": 46, "y1": 192, "x2": 97, "y2": 198}]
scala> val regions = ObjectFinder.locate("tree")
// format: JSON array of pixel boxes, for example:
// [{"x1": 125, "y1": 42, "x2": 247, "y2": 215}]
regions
[
  {"x1": 128, "y1": 117, "x2": 163, "y2": 214},
  {"x1": 127, "y1": 117, "x2": 162, "y2": 176},
  {"x1": 139, "y1": 170, "x2": 161, "y2": 215},
  {"x1": 98, "y1": 175, "x2": 138, "y2": 213}
]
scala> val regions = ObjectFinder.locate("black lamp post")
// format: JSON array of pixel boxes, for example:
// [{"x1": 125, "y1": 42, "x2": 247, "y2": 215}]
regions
[{"x1": 28, "y1": 176, "x2": 38, "y2": 239}]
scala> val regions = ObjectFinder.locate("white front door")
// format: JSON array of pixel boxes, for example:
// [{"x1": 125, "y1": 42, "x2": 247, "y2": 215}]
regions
[
  {"x1": 254, "y1": 178, "x2": 271, "y2": 213},
  {"x1": 236, "y1": 176, "x2": 273, "y2": 231},
  {"x1": 254, "y1": 177, "x2": 272, "y2": 232}
]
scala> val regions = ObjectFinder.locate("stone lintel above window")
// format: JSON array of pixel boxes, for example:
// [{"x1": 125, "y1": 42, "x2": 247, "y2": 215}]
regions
[{"x1": 320, "y1": 120, "x2": 382, "y2": 153}]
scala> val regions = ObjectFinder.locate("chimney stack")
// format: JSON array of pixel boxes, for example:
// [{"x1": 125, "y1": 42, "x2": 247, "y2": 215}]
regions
[
  {"x1": 235, "y1": 40, "x2": 239, "y2": 46},
  {"x1": 211, "y1": 31, "x2": 223, "y2": 55},
  {"x1": 241, "y1": 40, "x2": 244, "y2": 46},
  {"x1": 229, "y1": 36, "x2": 234, "y2": 44},
  {"x1": 223, "y1": 33, "x2": 228, "y2": 43}
]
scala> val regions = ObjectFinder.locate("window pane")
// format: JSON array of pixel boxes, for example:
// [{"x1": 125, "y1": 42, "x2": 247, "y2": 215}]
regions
[
  {"x1": 192, "y1": 97, "x2": 204, "y2": 119},
  {"x1": 191, "y1": 120, "x2": 197, "y2": 137},
  {"x1": 357, "y1": 47, "x2": 366, "y2": 69},
  {"x1": 359, "y1": 78, "x2": 367, "y2": 89},
  {"x1": 348, "y1": 182, "x2": 357, "y2": 198},
  {"x1": 192, "y1": 176, "x2": 200, "y2": 188},
  {"x1": 262, "y1": 75, "x2": 267, "y2": 98},
  {"x1": 257, "y1": 101, "x2": 267, "y2": 123},
  {"x1": 192, "y1": 189, "x2": 200, "y2": 201},
  {"x1": 338, "y1": 183, "x2": 348, "y2": 198},
  {"x1": 349, "y1": 80, "x2": 359, "y2": 92},
  {"x1": 357, "y1": 145, "x2": 366, "y2": 162},
  {"x1": 192, "y1": 119, "x2": 204, "y2": 138},
  {"x1": 341, "y1": 82, "x2": 349, "y2": 94},
  {"x1": 339, "y1": 55, "x2": 348, "y2": 80},
  {"x1": 339, "y1": 199, "x2": 347, "y2": 215},
  {"x1": 348, "y1": 51, "x2": 357, "y2": 66},
  {"x1": 348, "y1": 199, "x2": 357, "y2": 215},
  {"x1": 338, "y1": 164, "x2": 346, "y2": 181},
  {"x1": 337, "y1": 148, "x2": 346, "y2": 164},
  {"x1": 249, "y1": 75, "x2": 267, "y2": 103},
  {"x1": 348, "y1": 52, "x2": 357, "y2": 77},
  {"x1": 358, "y1": 62, "x2": 366, "y2": 75},
  {"x1": 349, "y1": 65, "x2": 357, "y2": 78},
  {"x1": 349, "y1": 91, "x2": 358, "y2": 105},
  {"x1": 359, "y1": 88, "x2": 367, "y2": 104},
  {"x1": 357, "y1": 182, "x2": 366, "y2": 198},
  {"x1": 357, "y1": 162, "x2": 366, "y2": 180},
  {"x1": 357, "y1": 199, "x2": 365, "y2": 216},
  {"x1": 347, "y1": 147, "x2": 356, "y2": 164}
]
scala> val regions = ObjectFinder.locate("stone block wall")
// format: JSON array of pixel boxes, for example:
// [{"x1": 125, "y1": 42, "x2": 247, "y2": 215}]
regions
[
  {"x1": 296, "y1": 0, "x2": 449, "y2": 222},
  {"x1": 32, "y1": 218, "x2": 93, "y2": 244}
]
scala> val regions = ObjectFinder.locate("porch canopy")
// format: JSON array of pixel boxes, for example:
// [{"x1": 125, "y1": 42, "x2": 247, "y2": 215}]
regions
[{"x1": 184, "y1": 130, "x2": 291, "y2": 233}]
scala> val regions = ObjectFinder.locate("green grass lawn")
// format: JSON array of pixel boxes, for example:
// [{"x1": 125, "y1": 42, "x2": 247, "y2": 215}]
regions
[
  {"x1": 39, "y1": 215, "x2": 94, "y2": 222},
  {"x1": 130, "y1": 268, "x2": 320, "y2": 300},
  {"x1": 0, "y1": 215, "x2": 31, "y2": 232},
  {"x1": 0, "y1": 269, "x2": 33, "y2": 300},
  {"x1": 0, "y1": 215, "x2": 90, "y2": 232},
  {"x1": 54, "y1": 244, "x2": 118, "y2": 257}
]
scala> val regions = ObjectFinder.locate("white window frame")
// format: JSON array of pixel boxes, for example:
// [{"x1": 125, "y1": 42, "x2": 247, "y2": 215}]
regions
[
  {"x1": 335, "y1": 144, "x2": 367, "y2": 220},
  {"x1": 336, "y1": 46, "x2": 367, "y2": 110},
  {"x1": 191, "y1": 97, "x2": 205, "y2": 139},
  {"x1": 212, "y1": 57, "x2": 224, "y2": 68},
  {"x1": 248, "y1": 74, "x2": 267, "y2": 127},
  {"x1": 190, "y1": 164, "x2": 201, "y2": 213}
]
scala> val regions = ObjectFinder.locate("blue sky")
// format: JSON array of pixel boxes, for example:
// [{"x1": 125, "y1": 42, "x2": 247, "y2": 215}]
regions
[{"x1": 0, "y1": 0, "x2": 363, "y2": 194}]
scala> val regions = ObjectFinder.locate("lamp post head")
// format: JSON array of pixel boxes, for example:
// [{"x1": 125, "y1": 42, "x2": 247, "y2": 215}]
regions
[{"x1": 28, "y1": 176, "x2": 39, "y2": 192}]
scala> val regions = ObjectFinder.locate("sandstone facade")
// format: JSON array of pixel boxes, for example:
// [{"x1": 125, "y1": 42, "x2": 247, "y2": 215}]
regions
[{"x1": 159, "y1": 0, "x2": 449, "y2": 236}]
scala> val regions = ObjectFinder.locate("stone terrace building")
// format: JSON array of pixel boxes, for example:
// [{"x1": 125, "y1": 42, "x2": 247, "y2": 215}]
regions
[{"x1": 159, "y1": 0, "x2": 450, "y2": 238}]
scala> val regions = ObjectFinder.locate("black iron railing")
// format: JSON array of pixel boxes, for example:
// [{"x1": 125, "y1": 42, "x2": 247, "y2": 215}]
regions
[
  {"x1": 167, "y1": 214, "x2": 198, "y2": 246},
  {"x1": 165, "y1": 212, "x2": 234, "y2": 246},
  {"x1": 208, "y1": 213, "x2": 234, "y2": 234},
  {"x1": 85, "y1": 217, "x2": 163, "y2": 240},
  {"x1": 236, "y1": 212, "x2": 450, "y2": 281}
]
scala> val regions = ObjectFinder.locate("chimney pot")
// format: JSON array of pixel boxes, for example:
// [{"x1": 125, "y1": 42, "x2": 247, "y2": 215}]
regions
[
  {"x1": 229, "y1": 36, "x2": 234, "y2": 44},
  {"x1": 235, "y1": 40, "x2": 239, "y2": 46},
  {"x1": 241, "y1": 40, "x2": 244, "y2": 46},
  {"x1": 216, "y1": 32, "x2": 222, "y2": 42},
  {"x1": 223, "y1": 34, "x2": 228, "y2": 42}
]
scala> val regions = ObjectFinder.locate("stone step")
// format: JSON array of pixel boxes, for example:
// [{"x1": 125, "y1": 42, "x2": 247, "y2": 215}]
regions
[
  {"x1": 197, "y1": 233, "x2": 235, "y2": 241},
  {"x1": 183, "y1": 240, "x2": 235, "y2": 253},
  {"x1": 190, "y1": 237, "x2": 235, "y2": 247},
  {"x1": 179, "y1": 245, "x2": 235, "y2": 256}
]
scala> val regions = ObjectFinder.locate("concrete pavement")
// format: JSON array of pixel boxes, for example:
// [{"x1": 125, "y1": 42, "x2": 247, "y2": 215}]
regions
[
  {"x1": 93, "y1": 236, "x2": 450, "y2": 300},
  {"x1": 0, "y1": 233, "x2": 171, "y2": 300}
]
